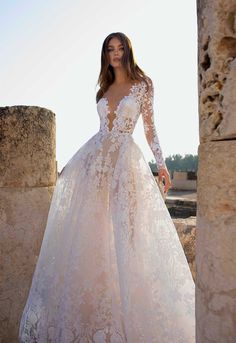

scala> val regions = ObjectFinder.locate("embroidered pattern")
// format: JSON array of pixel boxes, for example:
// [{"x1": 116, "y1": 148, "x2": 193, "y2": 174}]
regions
[{"x1": 19, "y1": 77, "x2": 195, "y2": 343}]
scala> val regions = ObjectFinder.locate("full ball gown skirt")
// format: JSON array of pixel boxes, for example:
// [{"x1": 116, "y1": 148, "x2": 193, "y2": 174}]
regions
[{"x1": 19, "y1": 78, "x2": 195, "y2": 342}]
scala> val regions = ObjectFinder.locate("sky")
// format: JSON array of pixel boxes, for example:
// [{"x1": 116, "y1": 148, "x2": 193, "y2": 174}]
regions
[{"x1": 0, "y1": 0, "x2": 198, "y2": 172}]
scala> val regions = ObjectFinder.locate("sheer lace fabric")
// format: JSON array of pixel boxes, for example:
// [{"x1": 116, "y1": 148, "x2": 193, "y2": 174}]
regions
[{"x1": 19, "y1": 77, "x2": 195, "y2": 342}]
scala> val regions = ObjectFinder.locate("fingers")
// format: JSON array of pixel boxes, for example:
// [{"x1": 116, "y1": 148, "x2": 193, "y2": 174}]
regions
[
  {"x1": 163, "y1": 173, "x2": 172, "y2": 193},
  {"x1": 158, "y1": 169, "x2": 172, "y2": 194}
]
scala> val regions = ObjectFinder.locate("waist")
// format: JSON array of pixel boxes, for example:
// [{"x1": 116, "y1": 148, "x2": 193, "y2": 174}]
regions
[{"x1": 99, "y1": 128, "x2": 134, "y2": 139}]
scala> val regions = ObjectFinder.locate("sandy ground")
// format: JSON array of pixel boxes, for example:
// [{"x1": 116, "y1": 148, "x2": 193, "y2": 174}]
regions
[{"x1": 166, "y1": 189, "x2": 197, "y2": 202}]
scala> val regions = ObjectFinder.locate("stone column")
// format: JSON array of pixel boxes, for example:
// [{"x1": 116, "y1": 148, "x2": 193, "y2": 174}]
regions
[
  {"x1": 196, "y1": 1, "x2": 236, "y2": 342},
  {"x1": 0, "y1": 106, "x2": 57, "y2": 343}
]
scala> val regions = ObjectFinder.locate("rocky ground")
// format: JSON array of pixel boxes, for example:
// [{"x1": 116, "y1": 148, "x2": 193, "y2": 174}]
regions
[{"x1": 166, "y1": 190, "x2": 197, "y2": 282}]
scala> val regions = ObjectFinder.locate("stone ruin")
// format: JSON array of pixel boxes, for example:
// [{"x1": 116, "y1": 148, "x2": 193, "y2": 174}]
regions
[{"x1": 196, "y1": 0, "x2": 236, "y2": 341}]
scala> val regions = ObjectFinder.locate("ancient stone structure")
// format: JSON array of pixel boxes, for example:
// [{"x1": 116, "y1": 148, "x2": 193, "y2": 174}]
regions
[
  {"x1": 171, "y1": 171, "x2": 197, "y2": 191},
  {"x1": 196, "y1": 1, "x2": 236, "y2": 341},
  {"x1": 0, "y1": 106, "x2": 57, "y2": 342}
]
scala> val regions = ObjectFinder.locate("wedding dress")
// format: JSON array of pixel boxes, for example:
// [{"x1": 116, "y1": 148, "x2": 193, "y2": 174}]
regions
[{"x1": 19, "y1": 77, "x2": 195, "y2": 343}]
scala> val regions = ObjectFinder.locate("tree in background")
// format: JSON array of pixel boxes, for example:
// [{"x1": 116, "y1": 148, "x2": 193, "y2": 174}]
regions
[{"x1": 149, "y1": 154, "x2": 198, "y2": 179}]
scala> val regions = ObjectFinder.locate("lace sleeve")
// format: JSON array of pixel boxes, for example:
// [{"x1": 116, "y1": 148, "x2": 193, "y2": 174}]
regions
[{"x1": 141, "y1": 77, "x2": 167, "y2": 171}]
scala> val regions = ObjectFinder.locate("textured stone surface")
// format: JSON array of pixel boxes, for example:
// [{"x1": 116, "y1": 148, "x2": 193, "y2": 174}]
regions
[
  {"x1": 196, "y1": 140, "x2": 236, "y2": 342},
  {"x1": 197, "y1": 0, "x2": 236, "y2": 142},
  {"x1": 0, "y1": 106, "x2": 57, "y2": 187},
  {"x1": 0, "y1": 106, "x2": 57, "y2": 343},
  {"x1": 197, "y1": 1, "x2": 236, "y2": 341},
  {"x1": 166, "y1": 198, "x2": 196, "y2": 218},
  {"x1": 0, "y1": 187, "x2": 54, "y2": 343}
]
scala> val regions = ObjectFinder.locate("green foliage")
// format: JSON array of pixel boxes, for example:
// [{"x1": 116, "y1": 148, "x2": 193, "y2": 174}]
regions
[{"x1": 149, "y1": 154, "x2": 198, "y2": 178}]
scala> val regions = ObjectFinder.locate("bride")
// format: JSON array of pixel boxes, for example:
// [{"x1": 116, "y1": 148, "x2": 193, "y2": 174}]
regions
[{"x1": 19, "y1": 31, "x2": 195, "y2": 343}]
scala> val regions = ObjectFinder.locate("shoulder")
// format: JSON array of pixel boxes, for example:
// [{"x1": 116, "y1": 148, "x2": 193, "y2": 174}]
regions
[
  {"x1": 141, "y1": 76, "x2": 154, "y2": 93},
  {"x1": 143, "y1": 75, "x2": 153, "y2": 85},
  {"x1": 139, "y1": 76, "x2": 154, "y2": 97}
]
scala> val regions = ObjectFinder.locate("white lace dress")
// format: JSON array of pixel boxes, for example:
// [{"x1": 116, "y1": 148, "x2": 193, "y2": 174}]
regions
[{"x1": 18, "y1": 77, "x2": 195, "y2": 342}]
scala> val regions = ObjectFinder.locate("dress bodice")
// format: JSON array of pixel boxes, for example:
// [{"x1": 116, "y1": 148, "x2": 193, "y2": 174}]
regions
[
  {"x1": 97, "y1": 82, "x2": 144, "y2": 136},
  {"x1": 96, "y1": 78, "x2": 167, "y2": 171}
]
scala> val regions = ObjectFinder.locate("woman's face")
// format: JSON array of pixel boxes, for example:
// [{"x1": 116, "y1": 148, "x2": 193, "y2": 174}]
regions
[{"x1": 107, "y1": 37, "x2": 124, "y2": 67}]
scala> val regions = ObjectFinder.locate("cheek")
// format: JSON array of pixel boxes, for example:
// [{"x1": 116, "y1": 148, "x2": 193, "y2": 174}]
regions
[{"x1": 108, "y1": 52, "x2": 113, "y2": 59}]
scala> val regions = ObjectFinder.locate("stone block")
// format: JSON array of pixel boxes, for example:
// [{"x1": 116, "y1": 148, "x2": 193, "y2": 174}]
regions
[
  {"x1": 0, "y1": 187, "x2": 54, "y2": 343},
  {"x1": 196, "y1": 140, "x2": 236, "y2": 342},
  {"x1": 0, "y1": 106, "x2": 56, "y2": 187}
]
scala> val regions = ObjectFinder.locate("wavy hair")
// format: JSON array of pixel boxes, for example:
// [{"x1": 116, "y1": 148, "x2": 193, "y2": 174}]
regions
[{"x1": 96, "y1": 32, "x2": 149, "y2": 103}]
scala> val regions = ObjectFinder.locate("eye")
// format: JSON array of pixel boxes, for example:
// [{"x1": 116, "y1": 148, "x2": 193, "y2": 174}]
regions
[{"x1": 107, "y1": 47, "x2": 124, "y2": 52}]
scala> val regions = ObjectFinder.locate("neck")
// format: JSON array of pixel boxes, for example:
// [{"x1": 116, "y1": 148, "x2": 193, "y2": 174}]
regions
[{"x1": 113, "y1": 67, "x2": 130, "y2": 85}]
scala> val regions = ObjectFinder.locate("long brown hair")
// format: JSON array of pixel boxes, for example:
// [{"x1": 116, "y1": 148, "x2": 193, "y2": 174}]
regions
[{"x1": 96, "y1": 32, "x2": 149, "y2": 103}]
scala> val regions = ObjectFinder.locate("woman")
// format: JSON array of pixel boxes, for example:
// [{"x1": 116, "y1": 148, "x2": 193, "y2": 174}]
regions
[{"x1": 19, "y1": 32, "x2": 195, "y2": 342}]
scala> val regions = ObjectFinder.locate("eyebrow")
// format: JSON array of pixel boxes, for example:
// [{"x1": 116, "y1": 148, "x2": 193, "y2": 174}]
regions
[{"x1": 107, "y1": 44, "x2": 123, "y2": 47}]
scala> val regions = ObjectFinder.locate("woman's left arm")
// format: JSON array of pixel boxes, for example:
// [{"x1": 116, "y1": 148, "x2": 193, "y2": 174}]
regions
[{"x1": 140, "y1": 77, "x2": 171, "y2": 192}]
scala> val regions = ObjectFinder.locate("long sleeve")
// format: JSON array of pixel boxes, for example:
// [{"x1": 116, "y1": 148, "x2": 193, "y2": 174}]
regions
[{"x1": 140, "y1": 77, "x2": 166, "y2": 171}]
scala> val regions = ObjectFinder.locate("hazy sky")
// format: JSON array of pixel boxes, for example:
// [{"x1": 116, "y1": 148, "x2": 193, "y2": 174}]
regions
[{"x1": 0, "y1": 0, "x2": 198, "y2": 172}]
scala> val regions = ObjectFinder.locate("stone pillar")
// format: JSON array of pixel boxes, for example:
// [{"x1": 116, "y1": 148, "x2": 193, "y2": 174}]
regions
[
  {"x1": 196, "y1": 1, "x2": 236, "y2": 342},
  {"x1": 0, "y1": 106, "x2": 57, "y2": 343}
]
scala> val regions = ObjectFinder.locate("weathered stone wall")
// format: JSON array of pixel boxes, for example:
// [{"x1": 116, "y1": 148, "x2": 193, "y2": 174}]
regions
[
  {"x1": 196, "y1": 1, "x2": 236, "y2": 341},
  {"x1": 0, "y1": 106, "x2": 57, "y2": 343},
  {"x1": 171, "y1": 171, "x2": 197, "y2": 191}
]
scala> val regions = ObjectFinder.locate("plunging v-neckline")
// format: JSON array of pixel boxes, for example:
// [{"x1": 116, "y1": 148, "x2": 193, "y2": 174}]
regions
[{"x1": 101, "y1": 81, "x2": 140, "y2": 132}]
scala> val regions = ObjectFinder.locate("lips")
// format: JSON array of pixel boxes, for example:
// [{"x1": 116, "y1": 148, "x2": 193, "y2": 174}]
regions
[{"x1": 113, "y1": 58, "x2": 120, "y2": 62}]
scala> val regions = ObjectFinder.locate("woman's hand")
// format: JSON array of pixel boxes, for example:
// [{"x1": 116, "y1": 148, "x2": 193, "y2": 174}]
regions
[{"x1": 158, "y1": 167, "x2": 172, "y2": 194}]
